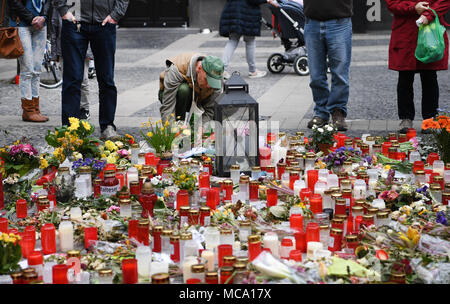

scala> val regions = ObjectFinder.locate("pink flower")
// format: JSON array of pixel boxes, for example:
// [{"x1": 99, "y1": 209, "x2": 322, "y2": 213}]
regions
[
  {"x1": 409, "y1": 137, "x2": 418, "y2": 149},
  {"x1": 107, "y1": 205, "x2": 120, "y2": 213},
  {"x1": 117, "y1": 149, "x2": 129, "y2": 158}
]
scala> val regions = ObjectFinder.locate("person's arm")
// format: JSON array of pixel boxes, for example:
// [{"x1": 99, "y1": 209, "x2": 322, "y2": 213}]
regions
[
  {"x1": 110, "y1": 0, "x2": 129, "y2": 22},
  {"x1": 385, "y1": 0, "x2": 419, "y2": 16},
  {"x1": 7, "y1": 0, "x2": 36, "y2": 24},
  {"x1": 422, "y1": 0, "x2": 450, "y2": 24},
  {"x1": 200, "y1": 91, "x2": 220, "y2": 125},
  {"x1": 160, "y1": 64, "x2": 185, "y2": 122},
  {"x1": 53, "y1": 0, "x2": 69, "y2": 18}
]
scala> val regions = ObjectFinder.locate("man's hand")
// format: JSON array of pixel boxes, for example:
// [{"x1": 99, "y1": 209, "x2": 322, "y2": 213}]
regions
[
  {"x1": 418, "y1": 15, "x2": 429, "y2": 25},
  {"x1": 102, "y1": 15, "x2": 117, "y2": 26},
  {"x1": 31, "y1": 16, "x2": 45, "y2": 30},
  {"x1": 62, "y1": 11, "x2": 77, "y2": 23},
  {"x1": 415, "y1": 2, "x2": 429, "y2": 15}
]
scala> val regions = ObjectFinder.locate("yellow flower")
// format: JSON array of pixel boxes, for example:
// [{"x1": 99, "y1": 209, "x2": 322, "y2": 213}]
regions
[
  {"x1": 3, "y1": 235, "x2": 9, "y2": 242},
  {"x1": 9, "y1": 237, "x2": 17, "y2": 244},
  {"x1": 170, "y1": 113, "x2": 175, "y2": 117},
  {"x1": 105, "y1": 140, "x2": 118, "y2": 152},
  {"x1": 106, "y1": 154, "x2": 117, "y2": 164},
  {"x1": 160, "y1": 127, "x2": 164, "y2": 131},
  {"x1": 384, "y1": 165, "x2": 391, "y2": 170},
  {"x1": 163, "y1": 188, "x2": 169, "y2": 198},
  {"x1": 101, "y1": 154, "x2": 107, "y2": 158},
  {"x1": 81, "y1": 120, "x2": 91, "y2": 131},
  {"x1": 407, "y1": 227, "x2": 420, "y2": 245},
  {"x1": 68, "y1": 117, "x2": 80, "y2": 131},
  {"x1": 147, "y1": 132, "x2": 153, "y2": 137},
  {"x1": 40, "y1": 158, "x2": 49, "y2": 169},
  {"x1": 164, "y1": 120, "x2": 170, "y2": 127},
  {"x1": 134, "y1": 164, "x2": 143, "y2": 171},
  {"x1": 14, "y1": 140, "x2": 20, "y2": 145},
  {"x1": 55, "y1": 130, "x2": 59, "y2": 136}
]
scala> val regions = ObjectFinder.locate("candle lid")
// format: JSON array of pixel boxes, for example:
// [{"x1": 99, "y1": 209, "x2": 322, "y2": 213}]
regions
[
  {"x1": 179, "y1": 159, "x2": 189, "y2": 165},
  {"x1": 366, "y1": 136, "x2": 375, "y2": 141},
  {"x1": 66, "y1": 250, "x2": 81, "y2": 258},
  {"x1": 190, "y1": 159, "x2": 200, "y2": 165},
  {"x1": 203, "y1": 159, "x2": 212, "y2": 165},
  {"x1": 281, "y1": 238, "x2": 293, "y2": 246},
  {"x1": 331, "y1": 218, "x2": 344, "y2": 224},
  {"x1": 341, "y1": 189, "x2": 352, "y2": 194},
  {"x1": 233, "y1": 262, "x2": 247, "y2": 271},
  {"x1": 23, "y1": 272, "x2": 38, "y2": 280},
  {"x1": 119, "y1": 198, "x2": 131, "y2": 205},
  {"x1": 247, "y1": 234, "x2": 260, "y2": 243},
  {"x1": 362, "y1": 214, "x2": 374, "y2": 220},
  {"x1": 319, "y1": 224, "x2": 329, "y2": 230},
  {"x1": 236, "y1": 256, "x2": 249, "y2": 264},
  {"x1": 220, "y1": 266, "x2": 234, "y2": 275},
  {"x1": 98, "y1": 268, "x2": 113, "y2": 277},
  {"x1": 220, "y1": 228, "x2": 233, "y2": 235},
  {"x1": 188, "y1": 209, "x2": 199, "y2": 215},
  {"x1": 191, "y1": 264, "x2": 205, "y2": 273},
  {"x1": 180, "y1": 206, "x2": 190, "y2": 212},
  {"x1": 251, "y1": 166, "x2": 261, "y2": 171},
  {"x1": 151, "y1": 273, "x2": 170, "y2": 284},
  {"x1": 223, "y1": 256, "x2": 236, "y2": 263},
  {"x1": 58, "y1": 166, "x2": 69, "y2": 172},
  {"x1": 180, "y1": 232, "x2": 192, "y2": 240},
  {"x1": 443, "y1": 192, "x2": 450, "y2": 198},
  {"x1": 335, "y1": 198, "x2": 346, "y2": 205},
  {"x1": 205, "y1": 271, "x2": 218, "y2": 278},
  {"x1": 352, "y1": 206, "x2": 364, "y2": 212},
  {"x1": 170, "y1": 234, "x2": 180, "y2": 241},
  {"x1": 305, "y1": 152, "x2": 316, "y2": 159},
  {"x1": 104, "y1": 170, "x2": 115, "y2": 177},
  {"x1": 162, "y1": 229, "x2": 173, "y2": 236},
  {"x1": 430, "y1": 184, "x2": 442, "y2": 191},
  {"x1": 138, "y1": 219, "x2": 150, "y2": 226},
  {"x1": 330, "y1": 187, "x2": 341, "y2": 193},
  {"x1": 239, "y1": 220, "x2": 251, "y2": 227},
  {"x1": 376, "y1": 212, "x2": 389, "y2": 219},
  {"x1": 153, "y1": 226, "x2": 163, "y2": 232},
  {"x1": 22, "y1": 268, "x2": 36, "y2": 275},
  {"x1": 330, "y1": 228, "x2": 343, "y2": 235},
  {"x1": 239, "y1": 176, "x2": 250, "y2": 183},
  {"x1": 141, "y1": 182, "x2": 154, "y2": 194},
  {"x1": 277, "y1": 162, "x2": 287, "y2": 167},
  {"x1": 345, "y1": 235, "x2": 358, "y2": 242},
  {"x1": 334, "y1": 214, "x2": 347, "y2": 221},
  {"x1": 10, "y1": 271, "x2": 23, "y2": 279},
  {"x1": 200, "y1": 206, "x2": 211, "y2": 212},
  {"x1": 130, "y1": 181, "x2": 139, "y2": 186},
  {"x1": 79, "y1": 166, "x2": 91, "y2": 173},
  {"x1": 223, "y1": 179, "x2": 233, "y2": 185},
  {"x1": 138, "y1": 152, "x2": 146, "y2": 157}
]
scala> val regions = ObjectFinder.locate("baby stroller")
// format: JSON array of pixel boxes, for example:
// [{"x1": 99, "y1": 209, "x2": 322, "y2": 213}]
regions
[{"x1": 265, "y1": 0, "x2": 309, "y2": 76}]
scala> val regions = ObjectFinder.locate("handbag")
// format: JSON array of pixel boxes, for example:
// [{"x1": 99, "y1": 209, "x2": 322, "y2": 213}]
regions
[{"x1": 0, "y1": 0, "x2": 24, "y2": 59}]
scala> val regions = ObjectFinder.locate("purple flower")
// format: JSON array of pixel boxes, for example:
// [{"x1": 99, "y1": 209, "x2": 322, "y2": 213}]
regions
[
  {"x1": 334, "y1": 160, "x2": 341, "y2": 167},
  {"x1": 417, "y1": 185, "x2": 428, "y2": 194},
  {"x1": 364, "y1": 155, "x2": 372, "y2": 165},
  {"x1": 436, "y1": 211, "x2": 448, "y2": 226}
]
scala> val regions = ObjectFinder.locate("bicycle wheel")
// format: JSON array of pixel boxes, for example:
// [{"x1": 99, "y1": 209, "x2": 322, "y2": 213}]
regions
[{"x1": 40, "y1": 60, "x2": 62, "y2": 89}]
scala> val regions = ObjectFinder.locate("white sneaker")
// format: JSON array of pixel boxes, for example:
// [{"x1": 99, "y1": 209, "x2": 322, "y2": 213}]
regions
[
  {"x1": 248, "y1": 69, "x2": 267, "y2": 79},
  {"x1": 223, "y1": 71, "x2": 231, "y2": 80},
  {"x1": 101, "y1": 125, "x2": 119, "y2": 140}
]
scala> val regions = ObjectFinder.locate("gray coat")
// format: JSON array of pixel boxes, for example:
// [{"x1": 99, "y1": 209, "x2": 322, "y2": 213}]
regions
[{"x1": 53, "y1": 0, "x2": 129, "y2": 23}]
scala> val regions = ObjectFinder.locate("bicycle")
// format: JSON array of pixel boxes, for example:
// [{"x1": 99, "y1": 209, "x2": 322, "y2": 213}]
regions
[{"x1": 39, "y1": 40, "x2": 63, "y2": 89}]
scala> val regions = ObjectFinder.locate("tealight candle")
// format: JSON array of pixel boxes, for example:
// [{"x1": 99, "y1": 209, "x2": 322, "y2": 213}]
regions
[{"x1": 136, "y1": 246, "x2": 152, "y2": 280}]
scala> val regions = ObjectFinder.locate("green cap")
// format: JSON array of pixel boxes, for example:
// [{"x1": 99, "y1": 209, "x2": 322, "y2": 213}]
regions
[{"x1": 201, "y1": 56, "x2": 224, "y2": 89}]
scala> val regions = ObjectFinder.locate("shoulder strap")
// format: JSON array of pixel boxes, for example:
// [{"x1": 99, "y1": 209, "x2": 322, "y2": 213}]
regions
[{"x1": 0, "y1": 0, "x2": 6, "y2": 27}]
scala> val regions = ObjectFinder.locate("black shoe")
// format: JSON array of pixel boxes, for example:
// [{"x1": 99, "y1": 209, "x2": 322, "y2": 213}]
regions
[
  {"x1": 80, "y1": 109, "x2": 90, "y2": 120},
  {"x1": 307, "y1": 116, "x2": 328, "y2": 129},
  {"x1": 331, "y1": 109, "x2": 348, "y2": 131},
  {"x1": 88, "y1": 68, "x2": 96, "y2": 79}
]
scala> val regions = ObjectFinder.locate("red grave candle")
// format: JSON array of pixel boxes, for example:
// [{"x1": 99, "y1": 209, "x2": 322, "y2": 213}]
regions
[
  {"x1": 307, "y1": 170, "x2": 319, "y2": 192},
  {"x1": 52, "y1": 264, "x2": 69, "y2": 284},
  {"x1": 0, "y1": 218, "x2": 8, "y2": 233},
  {"x1": 328, "y1": 228, "x2": 343, "y2": 252},
  {"x1": 247, "y1": 235, "x2": 262, "y2": 262},
  {"x1": 24, "y1": 226, "x2": 36, "y2": 250},
  {"x1": 16, "y1": 199, "x2": 27, "y2": 219},
  {"x1": 217, "y1": 244, "x2": 233, "y2": 268},
  {"x1": 200, "y1": 206, "x2": 211, "y2": 226},
  {"x1": 176, "y1": 189, "x2": 189, "y2": 211},
  {"x1": 223, "y1": 180, "x2": 233, "y2": 202},
  {"x1": 206, "y1": 189, "x2": 217, "y2": 210},
  {"x1": 170, "y1": 235, "x2": 180, "y2": 262},
  {"x1": 19, "y1": 235, "x2": 35, "y2": 258},
  {"x1": 427, "y1": 153, "x2": 440, "y2": 166},
  {"x1": 128, "y1": 219, "x2": 138, "y2": 241},
  {"x1": 266, "y1": 188, "x2": 278, "y2": 207},
  {"x1": 300, "y1": 188, "x2": 312, "y2": 201},
  {"x1": 289, "y1": 172, "x2": 300, "y2": 190},
  {"x1": 277, "y1": 163, "x2": 286, "y2": 180},
  {"x1": 122, "y1": 259, "x2": 138, "y2": 284},
  {"x1": 249, "y1": 181, "x2": 259, "y2": 201},
  {"x1": 294, "y1": 232, "x2": 307, "y2": 253},
  {"x1": 41, "y1": 223, "x2": 56, "y2": 255},
  {"x1": 145, "y1": 153, "x2": 155, "y2": 165},
  {"x1": 0, "y1": 172, "x2": 4, "y2": 210},
  {"x1": 199, "y1": 172, "x2": 210, "y2": 189},
  {"x1": 355, "y1": 216, "x2": 363, "y2": 232},
  {"x1": 406, "y1": 128, "x2": 416, "y2": 140},
  {"x1": 382, "y1": 142, "x2": 392, "y2": 156},
  {"x1": 84, "y1": 227, "x2": 98, "y2": 249},
  {"x1": 137, "y1": 220, "x2": 150, "y2": 246},
  {"x1": 152, "y1": 226, "x2": 162, "y2": 253},
  {"x1": 305, "y1": 222, "x2": 320, "y2": 244},
  {"x1": 290, "y1": 213, "x2": 303, "y2": 232},
  {"x1": 289, "y1": 249, "x2": 302, "y2": 262},
  {"x1": 309, "y1": 194, "x2": 323, "y2": 214}
]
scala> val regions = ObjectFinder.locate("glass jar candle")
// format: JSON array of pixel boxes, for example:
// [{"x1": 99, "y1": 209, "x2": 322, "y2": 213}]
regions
[
  {"x1": 220, "y1": 228, "x2": 234, "y2": 246},
  {"x1": 251, "y1": 166, "x2": 261, "y2": 180},
  {"x1": 201, "y1": 250, "x2": 215, "y2": 271},
  {"x1": 266, "y1": 188, "x2": 278, "y2": 207},
  {"x1": 127, "y1": 219, "x2": 139, "y2": 241},
  {"x1": 239, "y1": 221, "x2": 252, "y2": 243},
  {"x1": 199, "y1": 171, "x2": 210, "y2": 189},
  {"x1": 79, "y1": 166, "x2": 93, "y2": 195},
  {"x1": 277, "y1": 162, "x2": 286, "y2": 180},
  {"x1": 239, "y1": 175, "x2": 250, "y2": 202},
  {"x1": 136, "y1": 246, "x2": 152, "y2": 280},
  {"x1": 220, "y1": 266, "x2": 234, "y2": 284},
  {"x1": 280, "y1": 238, "x2": 294, "y2": 259},
  {"x1": 179, "y1": 206, "x2": 190, "y2": 228},
  {"x1": 290, "y1": 213, "x2": 303, "y2": 232},
  {"x1": 304, "y1": 153, "x2": 315, "y2": 171},
  {"x1": 137, "y1": 152, "x2": 146, "y2": 165},
  {"x1": 200, "y1": 206, "x2": 211, "y2": 226},
  {"x1": 217, "y1": 244, "x2": 233, "y2": 268},
  {"x1": 376, "y1": 211, "x2": 390, "y2": 227},
  {"x1": 307, "y1": 169, "x2": 319, "y2": 192},
  {"x1": 415, "y1": 170, "x2": 426, "y2": 184},
  {"x1": 353, "y1": 180, "x2": 366, "y2": 200},
  {"x1": 429, "y1": 184, "x2": 442, "y2": 203},
  {"x1": 433, "y1": 175, "x2": 444, "y2": 189},
  {"x1": 362, "y1": 214, "x2": 375, "y2": 227},
  {"x1": 97, "y1": 268, "x2": 114, "y2": 284},
  {"x1": 220, "y1": 179, "x2": 232, "y2": 203},
  {"x1": 27, "y1": 251, "x2": 43, "y2": 280},
  {"x1": 205, "y1": 271, "x2": 218, "y2": 284},
  {"x1": 130, "y1": 143, "x2": 140, "y2": 164},
  {"x1": 247, "y1": 235, "x2": 262, "y2": 262},
  {"x1": 101, "y1": 170, "x2": 120, "y2": 197},
  {"x1": 228, "y1": 165, "x2": 240, "y2": 185},
  {"x1": 10, "y1": 271, "x2": 23, "y2": 284},
  {"x1": 310, "y1": 194, "x2": 323, "y2": 214},
  {"x1": 281, "y1": 171, "x2": 290, "y2": 188},
  {"x1": 52, "y1": 264, "x2": 69, "y2": 284},
  {"x1": 84, "y1": 226, "x2": 98, "y2": 249},
  {"x1": 249, "y1": 180, "x2": 259, "y2": 201},
  {"x1": 305, "y1": 222, "x2": 320, "y2": 244},
  {"x1": 122, "y1": 259, "x2": 138, "y2": 284},
  {"x1": 16, "y1": 199, "x2": 27, "y2": 219},
  {"x1": 204, "y1": 226, "x2": 220, "y2": 251},
  {"x1": 344, "y1": 235, "x2": 359, "y2": 254},
  {"x1": 179, "y1": 232, "x2": 192, "y2": 262},
  {"x1": 137, "y1": 219, "x2": 150, "y2": 246},
  {"x1": 190, "y1": 264, "x2": 205, "y2": 282},
  {"x1": 170, "y1": 234, "x2": 180, "y2": 263},
  {"x1": 293, "y1": 180, "x2": 305, "y2": 197},
  {"x1": 322, "y1": 189, "x2": 333, "y2": 209},
  {"x1": 58, "y1": 219, "x2": 74, "y2": 252},
  {"x1": 334, "y1": 198, "x2": 347, "y2": 216},
  {"x1": 129, "y1": 181, "x2": 140, "y2": 196},
  {"x1": 188, "y1": 209, "x2": 200, "y2": 226},
  {"x1": 319, "y1": 225, "x2": 330, "y2": 249},
  {"x1": 341, "y1": 189, "x2": 353, "y2": 210},
  {"x1": 119, "y1": 198, "x2": 132, "y2": 218},
  {"x1": 328, "y1": 228, "x2": 343, "y2": 252},
  {"x1": 289, "y1": 170, "x2": 300, "y2": 190},
  {"x1": 161, "y1": 229, "x2": 173, "y2": 255},
  {"x1": 203, "y1": 159, "x2": 213, "y2": 175},
  {"x1": 222, "y1": 256, "x2": 236, "y2": 268},
  {"x1": 443, "y1": 192, "x2": 450, "y2": 206},
  {"x1": 41, "y1": 223, "x2": 56, "y2": 255},
  {"x1": 263, "y1": 231, "x2": 280, "y2": 257},
  {"x1": 306, "y1": 242, "x2": 323, "y2": 259}
]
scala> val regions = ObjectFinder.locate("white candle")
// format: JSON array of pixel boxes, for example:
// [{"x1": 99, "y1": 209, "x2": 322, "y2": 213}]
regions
[
  {"x1": 58, "y1": 220, "x2": 74, "y2": 252},
  {"x1": 263, "y1": 232, "x2": 279, "y2": 258},
  {"x1": 70, "y1": 207, "x2": 82, "y2": 221},
  {"x1": 318, "y1": 169, "x2": 329, "y2": 183},
  {"x1": 182, "y1": 256, "x2": 198, "y2": 283},
  {"x1": 150, "y1": 261, "x2": 168, "y2": 277},
  {"x1": 201, "y1": 250, "x2": 215, "y2": 271},
  {"x1": 433, "y1": 161, "x2": 445, "y2": 176},
  {"x1": 372, "y1": 199, "x2": 386, "y2": 210},
  {"x1": 204, "y1": 227, "x2": 220, "y2": 251},
  {"x1": 307, "y1": 242, "x2": 323, "y2": 259},
  {"x1": 353, "y1": 180, "x2": 367, "y2": 200},
  {"x1": 127, "y1": 167, "x2": 139, "y2": 188},
  {"x1": 314, "y1": 182, "x2": 327, "y2": 195},
  {"x1": 136, "y1": 246, "x2": 152, "y2": 280},
  {"x1": 326, "y1": 174, "x2": 339, "y2": 189},
  {"x1": 444, "y1": 171, "x2": 450, "y2": 183},
  {"x1": 294, "y1": 180, "x2": 305, "y2": 197}
]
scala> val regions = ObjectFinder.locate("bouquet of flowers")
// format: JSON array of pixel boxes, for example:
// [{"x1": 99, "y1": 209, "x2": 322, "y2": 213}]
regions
[
  {"x1": 45, "y1": 117, "x2": 101, "y2": 162},
  {"x1": 140, "y1": 117, "x2": 183, "y2": 154},
  {"x1": 322, "y1": 146, "x2": 363, "y2": 170},
  {"x1": 72, "y1": 158, "x2": 107, "y2": 178},
  {"x1": 172, "y1": 167, "x2": 197, "y2": 193},
  {"x1": 310, "y1": 124, "x2": 337, "y2": 154},
  {"x1": 421, "y1": 110, "x2": 450, "y2": 163},
  {"x1": 0, "y1": 141, "x2": 40, "y2": 177},
  {"x1": 0, "y1": 232, "x2": 22, "y2": 274}
]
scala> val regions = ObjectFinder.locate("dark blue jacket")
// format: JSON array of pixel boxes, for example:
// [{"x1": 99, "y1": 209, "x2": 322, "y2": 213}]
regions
[{"x1": 219, "y1": 0, "x2": 267, "y2": 37}]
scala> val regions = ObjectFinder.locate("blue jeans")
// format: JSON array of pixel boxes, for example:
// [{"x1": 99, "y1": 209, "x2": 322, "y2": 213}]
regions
[
  {"x1": 304, "y1": 17, "x2": 352, "y2": 120},
  {"x1": 18, "y1": 26, "x2": 47, "y2": 100},
  {"x1": 61, "y1": 20, "x2": 117, "y2": 132}
]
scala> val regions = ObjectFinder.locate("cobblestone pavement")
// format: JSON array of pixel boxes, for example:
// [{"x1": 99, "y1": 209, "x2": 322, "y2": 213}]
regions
[{"x1": 0, "y1": 27, "x2": 449, "y2": 148}]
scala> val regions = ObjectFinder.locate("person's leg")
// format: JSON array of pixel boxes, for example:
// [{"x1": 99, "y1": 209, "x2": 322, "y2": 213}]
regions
[
  {"x1": 304, "y1": 18, "x2": 330, "y2": 122},
  {"x1": 397, "y1": 71, "x2": 416, "y2": 120},
  {"x1": 175, "y1": 82, "x2": 193, "y2": 121},
  {"x1": 61, "y1": 19, "x2": 89, "y2": 126},
  {"x1": 18, "y1": 27, "x2": 33, "y2": 101},
  {"x1": 325, "y1": 17, "x2": 352, "y2": 117},
  {"x1": 419, "y1": 70, "x2": 439, "y2": 119},
  {"x1": 80, "y1": 57, "x2": 90, "y2": 114},
  {"x1": 30, "y1": 26, "x2": 49, "y2": 121},
  {"x1": 89, "y1": 23, "x2": 117, "y2": 133},
  {"x1": 222, "y1": 33, "x2": 240, "y2": 71},
  {"x1": 243, "y1": 35, "x2": 256, "y2": 73}
]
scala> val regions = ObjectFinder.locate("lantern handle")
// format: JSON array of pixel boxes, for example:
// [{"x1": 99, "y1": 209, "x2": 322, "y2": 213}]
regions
[{"x1": 224, "y1": 71, "x2": 249, "y2": 93}]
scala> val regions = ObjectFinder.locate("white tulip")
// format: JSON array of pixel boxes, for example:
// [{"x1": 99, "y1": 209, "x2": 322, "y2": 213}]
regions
[{"x1": 318, "y1": 128, "x2": 324, "y2": 133}]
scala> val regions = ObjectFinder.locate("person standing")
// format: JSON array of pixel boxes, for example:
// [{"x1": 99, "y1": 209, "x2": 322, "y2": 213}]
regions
[
  {"x1": 54, "y1": 0, "x2": 129, "y2": 139},
  {"x1": 219, "y1": 0, "x2": 275, "y2": 79},
  {"x1": 303, "y1": 0, "x2": 353, "y2": 131},
  {"x1": 386, "y1": 0, "x2": 450, "y2": 134},
  {"x1": 7, "y1": 0, "x2": 50, "y2": 122}
]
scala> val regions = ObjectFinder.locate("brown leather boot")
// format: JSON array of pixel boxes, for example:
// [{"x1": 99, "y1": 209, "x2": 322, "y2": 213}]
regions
[
  {"x1": 21, "y1": 98, "x2": 47, "y2": 122},
  {"x1": 32, "y1": 96, "x2": 49, "y2": 121}
]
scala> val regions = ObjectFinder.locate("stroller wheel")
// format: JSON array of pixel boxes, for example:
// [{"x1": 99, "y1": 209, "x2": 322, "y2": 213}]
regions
[
  {"x1": 294, "y1": 56, "x2": 309, "y2": 76},
  {"x1": 267, "y1": 53, "x2": 285, "y2": 74}
]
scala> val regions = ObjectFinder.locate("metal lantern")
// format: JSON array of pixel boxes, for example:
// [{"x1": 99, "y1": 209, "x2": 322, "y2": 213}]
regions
[{"x1": 214, "y1": 72, "x2": 259, "y2": 177}]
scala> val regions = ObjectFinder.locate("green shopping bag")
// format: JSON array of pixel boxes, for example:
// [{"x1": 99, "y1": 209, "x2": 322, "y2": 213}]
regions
[{"x1": 415, "y1": 8, "x2": 446, "y2": 64}]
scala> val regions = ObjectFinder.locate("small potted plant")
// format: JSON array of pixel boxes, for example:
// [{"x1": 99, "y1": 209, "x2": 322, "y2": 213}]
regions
[
  {"x1": 421, "y1": 110, "x2": 450, "y2": 163},
  {"x1": 311, "y1": 124, "x2": 337, "y2": 155}
]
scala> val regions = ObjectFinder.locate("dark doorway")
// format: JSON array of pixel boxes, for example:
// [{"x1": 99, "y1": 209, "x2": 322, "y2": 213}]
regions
[{"x1": 119, "y1": 0, "x2": 189, "y2": 27}]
